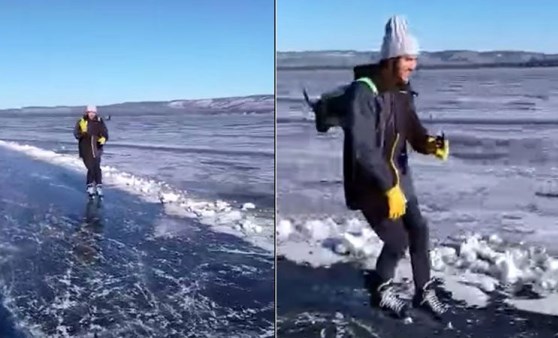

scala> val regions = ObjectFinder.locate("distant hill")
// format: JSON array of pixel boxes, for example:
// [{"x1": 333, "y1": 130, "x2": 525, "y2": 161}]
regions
[
  {"x1": 0, "y1": 95, "x2": 274, "y2": 114},
  {"x1": 277, "y1": 50, "x2": 558, "y2": 70}
]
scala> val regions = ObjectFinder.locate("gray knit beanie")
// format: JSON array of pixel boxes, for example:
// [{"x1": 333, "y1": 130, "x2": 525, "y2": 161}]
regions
[{"x1": 380, "y1": 15, "x2": 419, "y2": 60}]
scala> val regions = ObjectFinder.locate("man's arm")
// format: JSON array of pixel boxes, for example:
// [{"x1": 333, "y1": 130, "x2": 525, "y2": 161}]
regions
[
  {"x1": 100, "y1": 118, "x2": 109, "y2": 141},
  {"x1": 349, "y1": 83, "x2": 394, "y2": 191},
  {"x1": 96, "y1": 118, "x2": 109, "y2": 145}
]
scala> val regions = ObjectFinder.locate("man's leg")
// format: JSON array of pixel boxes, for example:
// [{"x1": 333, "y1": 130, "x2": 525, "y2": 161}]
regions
[
  {"x1": 93, "y1": 156, "x2": 102, "y2": 185},
  {"x1": 82, "y1": 156, "x2": 96, "y2": 194},
  {"x1": 401, "y1": 197, "x2": 431, "y2": 291},
  {"x1": 361, "y1": 208, "x2": 409, "y2": 283},
  {"x1": 403, "y1": 197, "x2": 448, "y2": 318},
  {"x1": 93, "y1": 156, "x2": 104, "y2": 196},
  {"x1": 361, "y1": 208, "x2": 410, "y2": 317},
  {"x1": 82, "y1": 157, "x2": 94, "y2": 185}
]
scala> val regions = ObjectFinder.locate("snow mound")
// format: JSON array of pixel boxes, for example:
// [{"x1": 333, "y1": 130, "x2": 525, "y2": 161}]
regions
[
  {"x1": 431, "y1": 233, "x2": 558, "y2": 296},
  {"x1": 0, "y1": 140, "x2": 273, "y2": 253},
  {"x1": 277, "y1": 215, "x2": 558, "y2": 313}
]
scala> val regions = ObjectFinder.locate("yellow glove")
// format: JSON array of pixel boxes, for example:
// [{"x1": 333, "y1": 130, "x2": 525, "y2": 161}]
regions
[
  {"x1": 385, "y1": 184, "x2": 407, "y2": 220},
  {"x1": 98, "y1": 136, "x2": 106, "y2": 145},
  {"x1": 427, "y1": 136, "x2": 449, "y2": 161},
  {"x1": 435, "y1": 139, "x2": 449, "y2": 160},
  {"x1": 79, "y1": 119, "x2": 88, "y2": 134}
]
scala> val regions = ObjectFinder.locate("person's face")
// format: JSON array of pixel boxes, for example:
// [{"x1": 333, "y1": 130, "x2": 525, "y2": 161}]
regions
[
  {"x1": 87, "y1": 111, "x2": 96, "y2": 119},
  {"x1": 395, "y1": 55, "x2": 418, "y2": 83}
]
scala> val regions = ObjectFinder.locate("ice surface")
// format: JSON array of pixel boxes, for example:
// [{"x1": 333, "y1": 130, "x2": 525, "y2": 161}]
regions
[
  {"x1": 0, "y1": 140, "x2": 274, "y2": 253},
  {"x1": 0, "y1": 147, "x2": 275, "y2": 337},
  {"x1": 506, "y1": 294, "x2": 558, "y2": 316}
]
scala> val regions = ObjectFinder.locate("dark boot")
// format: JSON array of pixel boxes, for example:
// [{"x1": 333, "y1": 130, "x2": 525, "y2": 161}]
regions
[
  {"x1": 86, "y1": 183, "x2": 96, "y2": 197},
  {"x1": 371, "y1": 279, "x2": 409, "y2": 318},
  {"x1": 413, "y1": 278, "x2": 449, "y2": 320},
  {"x1": 96, "y1": 184, "x2": 103, "y2": 197}
]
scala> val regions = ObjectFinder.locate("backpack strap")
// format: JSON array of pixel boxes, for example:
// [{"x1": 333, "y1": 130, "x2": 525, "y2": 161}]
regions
[
  {"x1": 355, "y1": 77, "x2": 383, "y2": 148},
  {"x1": 355, "y1": 77, "x2": 378, "y2": 95}
]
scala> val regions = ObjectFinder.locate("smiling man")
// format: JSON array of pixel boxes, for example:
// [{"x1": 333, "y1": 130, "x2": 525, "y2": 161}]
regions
[{"x1": 340, "y1": 15, "x2": 450, "y2": 319}]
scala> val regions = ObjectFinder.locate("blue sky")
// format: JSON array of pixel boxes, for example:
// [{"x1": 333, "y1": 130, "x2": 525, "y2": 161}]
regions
[
  {"x1": 278, "y1": 0, "x2": 558, "y2": 53},
  {"x1": 0, "y1": 0, "x2": 274, "y2": 108}
]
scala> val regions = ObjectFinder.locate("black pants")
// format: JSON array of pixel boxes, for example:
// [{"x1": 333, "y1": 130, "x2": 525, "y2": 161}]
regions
[
  {"x1": 82, "y1": 156, "x2": 102, "y2": 185},
  {"x1": 362, "y1": 197, "x2": 431, "y2": 291}
]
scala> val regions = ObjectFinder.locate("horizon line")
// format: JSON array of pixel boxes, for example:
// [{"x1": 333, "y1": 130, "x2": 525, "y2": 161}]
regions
[
  {"x1": 0, "y1": 93, "x2": 273, "y2": 111},
  {"x1": 277, "y1": 48, "x2": 558, "y2": 54}
]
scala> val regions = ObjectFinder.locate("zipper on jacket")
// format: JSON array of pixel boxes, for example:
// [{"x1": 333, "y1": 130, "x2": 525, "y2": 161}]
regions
[
  {"x1": 390, "y1": 94, "x2": 401, "y2": 186},
  {"x1": 91, "y1": 137, "x2": 96, "y2": 158},
  {"x1": 384, "y1": 93, "x2": 400, "y2": 187},
  {"x1": 389, "y1": 133, "x2": 401, "y2": 186}
]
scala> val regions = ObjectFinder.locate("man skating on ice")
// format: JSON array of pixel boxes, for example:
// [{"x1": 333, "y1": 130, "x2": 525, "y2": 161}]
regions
[
  {"x1": 74, "y1": 105, "x2": 109, "y2": 197},
  {"x1": 339, "y1": 16, "x2": 450, "y2": 319}
]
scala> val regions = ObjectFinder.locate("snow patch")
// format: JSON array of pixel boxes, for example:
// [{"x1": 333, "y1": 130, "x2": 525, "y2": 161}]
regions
[
  {"x1": 277, "y1": 216, "x2": 558, "y2": 313},
  {"x1": 242, "y1": 202, "x2": 256, "y2": 210}
]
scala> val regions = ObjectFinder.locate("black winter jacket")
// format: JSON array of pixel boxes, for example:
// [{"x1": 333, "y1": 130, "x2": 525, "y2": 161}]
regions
[
  {"x1": 342, "y1": 66, "x2": 434, "y2": 219},
  {"x1": 73, "y1": 115, "x2": 109, "y2": 159}
]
